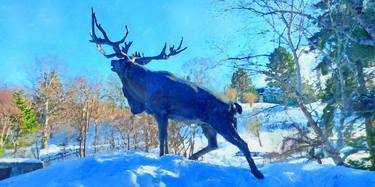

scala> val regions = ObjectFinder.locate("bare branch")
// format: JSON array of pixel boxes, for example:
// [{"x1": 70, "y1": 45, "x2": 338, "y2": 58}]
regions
[
  {"x1": 231, "y1": 6, "x2": 315, "y2": 20},
  {"x1": 227, "y1": 54, "x2": 270, "y2": 61}
]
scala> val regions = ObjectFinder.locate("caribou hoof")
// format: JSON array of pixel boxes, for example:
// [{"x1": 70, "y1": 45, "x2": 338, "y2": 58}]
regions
[{"x1": 252, "y1": 169, "x2": 264, "y2": 179}]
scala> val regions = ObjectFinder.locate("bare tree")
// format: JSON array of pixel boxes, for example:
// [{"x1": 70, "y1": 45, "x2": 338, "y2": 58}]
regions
[
  {"x1": 66, "y1": 78, "x2": 101, "y2": 157},
  {"x1": 139, "y1": 112, "x2": 158, "y2": 152},
  {"x1": 182, "y1": 57, "x2": 219, "y2": 89},
  {"x1": 224, "y1": 0, "x2": 345, "y2": 164},
  {"x1": 245, "y1": 115, "x2": 263, "y2": 147},
  {"x1": 32, "y1": 71, "x2": 65, "y2": 149},
  {"x1": 0, "y1": 89, "x2": 17, "y2": 149}
]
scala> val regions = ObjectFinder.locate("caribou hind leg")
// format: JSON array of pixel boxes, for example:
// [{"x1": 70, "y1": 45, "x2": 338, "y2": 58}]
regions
[
  {"x1": 218, "y1": 126, "x2": 264, "y2": 179},
  {"x1": 189, "y1": 124, "x2": 218, "y2": 160},
  {"x1": 155, "y1": 114, "x2": 169, "y2": 156},
  {"x1": 164, "y1": 130, "x2": 169, "y2": 154}
]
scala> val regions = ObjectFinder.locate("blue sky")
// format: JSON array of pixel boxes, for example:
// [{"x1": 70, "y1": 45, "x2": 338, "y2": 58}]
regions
[{"x1": 0, "y1": 0, "x2": 269, "y2": 90}]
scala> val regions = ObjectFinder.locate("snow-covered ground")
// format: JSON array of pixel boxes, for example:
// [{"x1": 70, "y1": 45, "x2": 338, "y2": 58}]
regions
[
  {"x1": 1, "y1": 102, "x2": 373, "y2": 186},
  {"x1": 1, "y1": 152, "x2": 374, "y2": 187}
]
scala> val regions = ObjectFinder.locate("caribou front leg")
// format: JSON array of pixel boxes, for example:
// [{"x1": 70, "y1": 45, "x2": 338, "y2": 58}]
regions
[
  {"x1": 189, "y1": 124, "x2": 218, "y2": 160},
  {"x1": 155, "y1": 114, "x2": 169, "y2": 156},
  {"x1": 218, "y1": 126, "x2": 264, "y2": 179}
]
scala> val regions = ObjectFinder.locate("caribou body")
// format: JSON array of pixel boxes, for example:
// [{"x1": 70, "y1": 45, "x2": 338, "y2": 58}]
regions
[{"x1": 90, "y1": 9, "x2": 264, "y2": 179}]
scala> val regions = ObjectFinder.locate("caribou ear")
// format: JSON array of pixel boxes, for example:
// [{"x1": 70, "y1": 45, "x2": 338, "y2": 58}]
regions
[{"x1": 234, "y1": 102, "x2": 243, "y2": 114}]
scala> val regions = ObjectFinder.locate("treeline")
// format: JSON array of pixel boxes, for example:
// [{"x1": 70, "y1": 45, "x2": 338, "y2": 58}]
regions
[{"x1": 0, "y1": 70, "x2": 197, "y2": 158}]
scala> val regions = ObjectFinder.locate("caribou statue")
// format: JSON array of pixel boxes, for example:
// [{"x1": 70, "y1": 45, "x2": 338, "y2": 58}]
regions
[{"x1": 89, "y1": 9, "x2": 264, "y2": 179}]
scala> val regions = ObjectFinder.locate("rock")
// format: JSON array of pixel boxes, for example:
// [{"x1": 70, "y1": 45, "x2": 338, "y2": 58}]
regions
[
  {"x1": 0, "y1": 167, "x2": 11, "y2": 180},
  {"x1": 0, "y1": 159, "x2": 44, "y2": 180}
]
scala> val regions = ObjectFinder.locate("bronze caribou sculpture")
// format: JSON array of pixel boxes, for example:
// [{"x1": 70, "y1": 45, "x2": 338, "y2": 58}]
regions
[{"x1": 89, "y1": 9, "x2": 264, "y2": 179}]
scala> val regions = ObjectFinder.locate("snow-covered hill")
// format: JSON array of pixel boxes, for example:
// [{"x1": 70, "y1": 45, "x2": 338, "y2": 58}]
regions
[{"x1": 1, "y1": 152, "x2": 374, "y2": 187}]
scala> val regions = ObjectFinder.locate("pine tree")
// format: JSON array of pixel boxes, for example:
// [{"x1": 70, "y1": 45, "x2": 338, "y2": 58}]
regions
[
  {"x1": 266, "y1": 47, "x2": 296, "y2": 108},
  {"x1": 311, "y1": 0, "x2": 375, "y2": 169},
  {"x1": 230, "y1": 68, "x2": 257, "y2": 103},
  {"x1": 11, "y1": 91, "x2": 39, "y2": 155}
]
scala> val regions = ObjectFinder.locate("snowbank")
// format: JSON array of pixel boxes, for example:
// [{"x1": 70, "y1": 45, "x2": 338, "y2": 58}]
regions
[{"x1": 1, "y1": 152, "x2": 374, "y2": 187}]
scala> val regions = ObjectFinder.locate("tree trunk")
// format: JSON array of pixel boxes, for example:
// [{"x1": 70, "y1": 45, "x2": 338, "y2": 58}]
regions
[
  {"x1": 337, "y1": 64, "x2": 348, "y2": 150},
  {"x1": 41, "y1": 97, "x2": 50, "y2": 149},
  {"x1": 355, "y1": 60, "x2": 375, "y2": 167},
  {"x1": 134, "y1": 129, "x2": 138, "y2": 150},
  {"x1": 83, "y1": 123, "x2": 87, "y2": 157},
  {"x1": 148, "y1": 116, "x2": 157, "y2": 149},
  {"x1": 79, "y1": 123, "x2": 84, "y2": 158},
  {"x1": 189, "y1": 127, "x2": 196, "y2": 157},
  {"x1": 287, "y1": 31, "x2": 303, "y2": 96},
  {"x1": 283, "y1": 94, "x2": 288, "y2": 110},
  {"x1": 0, "y1": 120, "x2": 7, "y2": 147},
  {"x1": 13, "y1": 142, "x2": 18, "y2": 157},
  {"x1": 286, "y1": 32, "x2": 344, "y2": 164},
  {"x1": 83, "y1": 110, "x2": 90, "y2": 157},
  {"x1": 365, "y1": 117, "x2": 375, "y2": 167},
  {"x1": 93, "y1": 122, "x2": 98, "y2": 154},
  {"x1": 127, "y1": 132, "x2": 130, "y2": 151},
  {"x1": 41, "y1": 117, "x2": 49, "y2": 149},
  {"x1": 110, "y1": 129, "x2": 115, "y2": 151},
  {"x1": 127, "y1": 116, "x2": 134, "y2": 151},
  {"x1": 257, "y1": 131, "x2": 263, "y2": 147},
  {"x1": 41, "y1": 130, "x2": 48, "y2": 150},
  {"x1": 13, "y1": 129, "x2": 20, "y2": 157},
  {"x1": 4, "y1": 127, "x2": 11, "y2": 144},
  {"x1": 298, "y1": 97, "x2": 344, "y2": 165},
  {"x1": 333, "y1": 36, "x2": 350, "y2": 151},
  {"x1": 144, "y1": 123, "x2": 149, "y2": 152},
  {"x1": 83, "y1": 104, "x2": 90, "y2": 158}
]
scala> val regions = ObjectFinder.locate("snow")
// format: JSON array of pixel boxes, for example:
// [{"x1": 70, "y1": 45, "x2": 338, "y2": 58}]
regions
[
  {"x1": 240, "y1": 102, "x2": 326, "y2": 129},
  {"x1": 0, "y1": 158, "x2": 42, "y2": 164},
  {"x1": 1, "y1": 102, "x2": 374, "y2": 186},
  {"x1": 1, "y1": 152, "x2": 374, "y2": 187},
  {"x1": 39, "y1": 144, "x2": 63, "y2": 156}
]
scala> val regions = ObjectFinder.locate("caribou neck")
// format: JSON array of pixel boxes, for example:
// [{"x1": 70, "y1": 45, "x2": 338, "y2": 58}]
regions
[{"x1": 116, "y1": 61, "x2": 147, "y2": 102}]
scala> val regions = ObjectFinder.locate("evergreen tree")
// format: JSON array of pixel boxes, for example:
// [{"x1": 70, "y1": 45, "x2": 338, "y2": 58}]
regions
[
  {"x1": 266, "y1": 47, "x2": 296, "y2": 108},
  {"x1": 230, "y1": 68, "x2": 257, "y2": 103},
  {"x1": 11, "y1": 91, "x2": 39, "y2": 155},
  {"x1": 311, "y1": 0, "x2": 375, "y2": 169}
]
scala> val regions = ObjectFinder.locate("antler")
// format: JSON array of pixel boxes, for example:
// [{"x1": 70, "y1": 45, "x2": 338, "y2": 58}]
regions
[
  {"x1": 90, "y1": 8, "x2": 132, "y2": 59},
  {"x1": 90, "y1": 8, "x2": 187, "y2": 64},
  {"x1": 133, "y1": 38, "x2": 187, "y2": 65}
]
